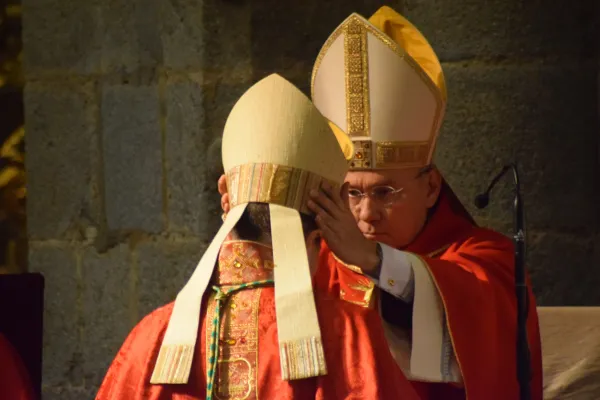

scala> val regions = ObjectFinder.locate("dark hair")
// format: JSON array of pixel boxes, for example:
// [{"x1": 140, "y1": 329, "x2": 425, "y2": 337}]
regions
[{"x1": 234, "y1": 203, "x2": 318, "y2": 243}]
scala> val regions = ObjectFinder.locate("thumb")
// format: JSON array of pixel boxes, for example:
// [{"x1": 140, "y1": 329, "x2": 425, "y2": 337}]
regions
[
  {"x1": 221, "y1": 193, "x2": 231, "y2": 213},
  {"x1": 217, "y1": 174, "x2": 228, "y2": 195}
]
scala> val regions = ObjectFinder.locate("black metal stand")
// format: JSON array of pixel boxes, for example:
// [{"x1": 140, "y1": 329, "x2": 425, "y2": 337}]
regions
[
  {"x1": 475, "y1": 163, "x2": 530, "y2": 400},
  {"x1": 512, "y1": 166, "x2": 530, "y2": 400}
]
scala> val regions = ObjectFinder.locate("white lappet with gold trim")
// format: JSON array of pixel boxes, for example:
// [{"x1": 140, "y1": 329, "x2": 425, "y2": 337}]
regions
[
  {"x1": 311, "y1": 7, "x2": 461, "y2": 384},
  {"x1": 150, "y1": 74, "x2": 352, "y2": 385}
]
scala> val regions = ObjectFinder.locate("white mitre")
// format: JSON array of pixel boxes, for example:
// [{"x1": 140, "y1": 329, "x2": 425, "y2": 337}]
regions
[{"x1": 312, "y1": 6, "x2": 447, "y2": 171}]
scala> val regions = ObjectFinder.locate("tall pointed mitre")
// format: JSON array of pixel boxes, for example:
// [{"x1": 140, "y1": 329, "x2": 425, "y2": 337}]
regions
[
  {"x1": 150, "y1": 74, "x2": 351, "y2": 385},
  {"x1": 311, "y1": 6, "x2": 446, "y2": 170}
]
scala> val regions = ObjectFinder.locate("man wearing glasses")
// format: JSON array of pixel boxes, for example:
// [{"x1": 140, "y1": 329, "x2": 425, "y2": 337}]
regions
[
  {"x1": 306, "y1": 6, "x2": 544, "y2": 400},
  {"x1": 220, "y1": 6, "x2": 543, "y2": 400}
]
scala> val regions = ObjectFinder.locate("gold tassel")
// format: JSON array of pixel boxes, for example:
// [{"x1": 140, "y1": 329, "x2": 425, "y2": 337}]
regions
[
  {"x1": 150, "y1": 344, "x2": 194, "y2": 384},
  {"x1": 279, "y1": 336, "x2": 328, "y2": 380}
]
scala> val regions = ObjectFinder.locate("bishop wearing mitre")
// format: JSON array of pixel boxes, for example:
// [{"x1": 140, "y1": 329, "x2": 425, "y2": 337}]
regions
[{"x1": 95, "y1": 74, "x2": 419, "y2": 400}]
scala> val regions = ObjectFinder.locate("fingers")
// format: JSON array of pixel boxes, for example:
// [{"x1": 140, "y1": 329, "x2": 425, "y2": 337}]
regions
[
  {"x1": 308, "y1": 197, "x2": 336, "y2": 227},
  {"x1": 309, "y1": 189, "x2": 338, "y2": 218},
  {"x1": 217, "y1": 174, "x2": 228, "y2": 195},
  {"x1": 322, "y1": 181, "x2": 348, "y2": 210},
  {"x1": 317, "y1": 220, "x2": 339, "y2": 245},
  {"x1": 221, "y1": 193, "x2": 230, "y2": 213},
  {"x1": 313, "y1": 209, "x2": 338, "y2": 242},
  {"x1": 340, "y1": 182, "x2": 350, "y2": 209},
  {"x1": 310, "y1": 180, "x2": 347, "y2": 217},
  {"x1": 218, "y1": 175, "x2": 231, "y2": 214}
]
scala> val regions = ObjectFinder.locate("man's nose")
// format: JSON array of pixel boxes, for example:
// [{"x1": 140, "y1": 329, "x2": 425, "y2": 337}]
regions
[{"x1": 355, "y1": 197, "x2": 382, "y2": 223}]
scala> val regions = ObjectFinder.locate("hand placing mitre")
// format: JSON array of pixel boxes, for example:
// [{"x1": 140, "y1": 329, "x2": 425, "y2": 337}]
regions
[
  {"x1": 218, "y1": 174, "x2": 230, "y2": 219},
  {"x1": 308, "y1": 182, "x2": 381, "y2": 277},
  {"x1": 218, "y1": 175, "x2": 380, "y2": 276}
]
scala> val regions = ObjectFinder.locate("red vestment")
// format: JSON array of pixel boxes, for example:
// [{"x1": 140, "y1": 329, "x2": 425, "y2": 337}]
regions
[
  {"x1": 0, "y1": 332, "x2": 34, "y2": 400},
  {"x1": 314, "y1": 183, "x2": 544, "y2": 400},
  {"x1": 96, "y1": 240, "x2": 419, "y2": 400}
]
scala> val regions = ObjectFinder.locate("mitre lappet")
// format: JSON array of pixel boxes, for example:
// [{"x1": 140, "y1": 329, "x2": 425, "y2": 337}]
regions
[{"x1": 150, "y1": 74, "x2": 353, "y2": 384}]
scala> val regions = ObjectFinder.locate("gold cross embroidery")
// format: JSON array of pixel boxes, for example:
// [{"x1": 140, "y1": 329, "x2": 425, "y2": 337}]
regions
[{"x1": 221, "y1": 243, "x2": 261, "y2": 271}]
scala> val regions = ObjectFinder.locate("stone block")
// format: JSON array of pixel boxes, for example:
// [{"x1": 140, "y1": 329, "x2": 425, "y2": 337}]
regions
[
  {"x1": 203, "y1": 83, "x2": 247, "y2": 140},
  {"x1": 28, "y1": 244, "x2": 81, "y2": 387},
  {"x1": 471, "y1": 216, "x2": 513, "y2": 238},
  {"x1": 25, "y1": 81, "x2": 100, "y2": 240},
  {"x1": 404, "y1": 0, "x2": 597, "y2": 61},
  {"x1": 160, "y1": 0, "x2": 206, "y2": 70},
  {"x1": 435, "y1": 62, "x2": 597, "y2": 233},
  {"x1": 250, "y1": 0, "x2": 402, "y2": 74},
  {"x1": 197, "y1": 0, "x2": 252, "y2": 73},
  {"x1": 164, "y1": 78, "x2": 204, "y2": 235},
  {"x1": 100, "y1": 0, "x2": 163, "y2": 74},
  {"x1": 22, "y1": 0, "x2": 101, "y2": 74},
  {"x1": 199, "y1": 82, "x2": 245, "y2": 232},
  {"x1": 203, "y1": 136, "x2": 225, "y2": 234},
  {"x1": 102, "y1": 83, "x2": 163, "y2": 232},
  {"x1": 164, "y1": 78, "x2": 223, "y2": 237},
  {"x1": 81, "y1": 244, "x2": 131, "y2": 389},
  {"x1": 42, "y1": 386, "x2": 97, "y2": 400},
  {"x1": 136, "y1": 238, "x2": 206, "y2": 318},
  {"x1": 527, "y1": 231, "x2": 600, "y2": 306}
]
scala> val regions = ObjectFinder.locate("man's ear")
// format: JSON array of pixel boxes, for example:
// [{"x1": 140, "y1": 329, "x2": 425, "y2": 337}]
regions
[{"x1": 425, "y1": 167, "x2": 443, "y2": 208}]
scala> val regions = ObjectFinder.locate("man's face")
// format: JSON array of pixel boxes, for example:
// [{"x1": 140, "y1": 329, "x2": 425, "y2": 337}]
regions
[{"x1": 344, "y1": 167, "x2": 443, "y2": 249}]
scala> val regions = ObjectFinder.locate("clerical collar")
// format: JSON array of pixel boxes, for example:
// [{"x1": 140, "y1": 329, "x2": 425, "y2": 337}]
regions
[{"x1": 215, "y1": 239, "x2": 274, "y2": 285}]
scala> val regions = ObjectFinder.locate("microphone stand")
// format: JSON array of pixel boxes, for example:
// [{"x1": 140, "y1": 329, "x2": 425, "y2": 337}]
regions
[
  {"x1": 475, "y1": 163, "x2": 530, "y2": 400},
  {"x1": 512, "y1": 166, "x2": 530, "y2": 400}
]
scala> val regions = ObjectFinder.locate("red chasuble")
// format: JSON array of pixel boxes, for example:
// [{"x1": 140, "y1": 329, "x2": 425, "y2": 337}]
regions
[
  {"x1": 0, "y1": 332, "x2": 34, "y2": 400},
  {"x1": 96, "y1": 240, "x2": 419, "y2": 400},
  {"x1": 314, "y1": 183, "x2": 544, "y2": 400}
]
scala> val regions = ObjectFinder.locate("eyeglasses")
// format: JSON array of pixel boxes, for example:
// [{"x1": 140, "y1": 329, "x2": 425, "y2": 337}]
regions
[
  {"x1": 347, "y1": 186, "x2": 406, "y2": 208},
  {"x1": 347, "y1": 165, "x2": 433, "y2": 208}
]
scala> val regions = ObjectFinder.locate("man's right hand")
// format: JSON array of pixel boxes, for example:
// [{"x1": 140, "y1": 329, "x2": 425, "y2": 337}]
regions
[{"x1": 218, "y1": 174, "x2": 230, "y2": 213}]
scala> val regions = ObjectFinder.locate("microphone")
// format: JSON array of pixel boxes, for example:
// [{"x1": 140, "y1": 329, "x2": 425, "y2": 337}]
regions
[
  {"x1": 475, "y1": 163, "x2": 530, "y2": 400},
  {"x1": 473, "y1": 193, "x2": 489, "y2": 209},
  {"x1": 474, "y1": 165, "x2": 511, "y2": 209}
]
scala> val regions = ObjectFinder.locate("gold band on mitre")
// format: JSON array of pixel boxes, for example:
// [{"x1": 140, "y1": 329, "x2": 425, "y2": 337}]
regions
[
  {"x1": 350, "y1": 139, "x2": 432, "y2": 170},
  {"x1": 226, "y1": 163, "x2": 338, "y2": 215},
  {"x1": 312, "y1": 8, "x2": 446, "y2": 171}
]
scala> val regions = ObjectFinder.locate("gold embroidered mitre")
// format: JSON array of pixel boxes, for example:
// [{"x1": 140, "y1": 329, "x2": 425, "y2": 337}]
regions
[
  {"x1": 150, "y1": 74, "x2": 351, "y2": 385},
  {"x1": 311, "y1": 6, "x2": 446, "y2": 170}
]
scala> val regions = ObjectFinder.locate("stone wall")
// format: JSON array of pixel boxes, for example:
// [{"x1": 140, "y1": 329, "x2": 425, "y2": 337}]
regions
[
  {"x1": 412, "y1": 1, "x2": 600, "y2": 306},
  {"x1": 21, "y1": 0, "x2": 598, "y2": 398}
]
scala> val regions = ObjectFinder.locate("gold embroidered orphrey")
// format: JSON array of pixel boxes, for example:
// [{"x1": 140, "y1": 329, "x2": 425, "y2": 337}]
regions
[
  {"x1": 311, "y1": 14, "x2": 445, "y2": 170},
  {"x1": 205, "y1": 288, "x2": 262, "y2": 400},
  {"x1": 344, "y1": 17, "x2": 371, "y2": 140},
  {"x1": 226, "y1": 163, "x2": 336, "y2": 216}
]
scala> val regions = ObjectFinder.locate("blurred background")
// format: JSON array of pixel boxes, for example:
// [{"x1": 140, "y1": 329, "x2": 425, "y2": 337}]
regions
[
  {"x1": 1, "y1": 0, "x2": 598, "y2": 398},
  {"x1": 0, "y1": 0, "x2": 26, "y2": 276}
]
